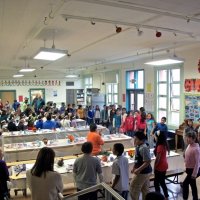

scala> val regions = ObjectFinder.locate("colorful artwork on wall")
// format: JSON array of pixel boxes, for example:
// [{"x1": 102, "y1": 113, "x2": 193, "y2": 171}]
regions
[
  {"x1": 185, "y1": 94, "x2": 200, "y2": 122},
  {"x1": 184, "y1": 79, "x2": 200, "y2": 92}
]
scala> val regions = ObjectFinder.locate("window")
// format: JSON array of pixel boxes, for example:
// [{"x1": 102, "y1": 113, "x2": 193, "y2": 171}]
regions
[
  {"x1": 157, "y1": 68, "x2": 181, "y2": 126},
  {"x1": 106, "y1": 83, "x2": 118, "y2": 105},
  {"x1": 84, "y1": 77, "x2": 92, "y2": 88},
  {"x1": 126, "y1": 70, "x2": 144, "y2": 111}
]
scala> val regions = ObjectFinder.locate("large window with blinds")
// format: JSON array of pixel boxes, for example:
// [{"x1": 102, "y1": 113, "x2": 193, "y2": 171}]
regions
[{"x1": 156, "y1": 67, "x2": 181, "y2": 126}]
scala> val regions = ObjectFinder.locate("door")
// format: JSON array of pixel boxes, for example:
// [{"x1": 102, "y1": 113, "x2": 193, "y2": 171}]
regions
[
  {"x1": 29, "y1": 89, "x2": 45, "y2": 104},
  {"x1": 0, "y1": 90, "x2": 16, "y2": 105},
  {"x1": 66, "y1": 89, "x2": 76, "y2": 105},
  {"x1": 127, "y1": 90, "x2": 144, "y2": 111}
]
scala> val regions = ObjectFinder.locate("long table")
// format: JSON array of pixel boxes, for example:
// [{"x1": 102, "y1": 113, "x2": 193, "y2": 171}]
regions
[
  {"x1": 3, "y1": 134, "x2": 132, "y2": 162},
  {"x1": 2, "y1": 125, "x2": 107, "y2": 144},
  {"x1": 9, "y1": 150, "x2": 181, "y2": 194}
]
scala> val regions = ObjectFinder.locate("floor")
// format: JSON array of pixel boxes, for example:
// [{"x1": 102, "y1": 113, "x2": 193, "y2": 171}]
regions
[{"x1": 8, "y1": 150, "x2": 200, "y2": 200}]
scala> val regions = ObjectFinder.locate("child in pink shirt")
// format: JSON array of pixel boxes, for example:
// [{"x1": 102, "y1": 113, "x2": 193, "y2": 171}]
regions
[{"x1": 183, "y1": 131, "x2": 200, "y2": 200}]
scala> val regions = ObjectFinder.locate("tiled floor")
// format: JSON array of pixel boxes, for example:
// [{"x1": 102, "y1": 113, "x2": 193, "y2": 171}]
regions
[{"x1": 8, "y1": 150, "x2": 200, "y2": 200}]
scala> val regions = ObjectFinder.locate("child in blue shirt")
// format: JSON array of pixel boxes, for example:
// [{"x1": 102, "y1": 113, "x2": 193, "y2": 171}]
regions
[
  {"x1": 153, "y1": 117, "x2": 168, "y2": 138},
  {"x1": 114, "y1": 109, "x2": 122, "y2": 133}
]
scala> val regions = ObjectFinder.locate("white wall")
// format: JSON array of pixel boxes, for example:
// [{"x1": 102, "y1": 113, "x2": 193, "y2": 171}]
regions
[{"x1": 0, "y1": 78, "x2": 84, "y2": 105}]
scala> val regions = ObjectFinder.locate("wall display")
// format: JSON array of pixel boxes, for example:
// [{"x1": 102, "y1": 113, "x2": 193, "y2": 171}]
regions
[
  {"x1": 0, "y1": 80, "x2": 61, "y2": 87},
  {"x1": 185, "y1": 94, "x2": 200, "y2": 122},
  {"x1": 184, "y1": 79, "x2": 200, "y2": 92},
  {"x1": 144, "y1": 93, "x2": 154, "y2": 112}
]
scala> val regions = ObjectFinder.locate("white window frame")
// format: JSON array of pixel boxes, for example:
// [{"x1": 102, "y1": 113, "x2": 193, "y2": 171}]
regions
[
  {"x1": 156, "y1": 65, "x2": 183, "y2": 127},
  {"x1": 106, "y1": 83, "x2": 118, "y2": 106}
]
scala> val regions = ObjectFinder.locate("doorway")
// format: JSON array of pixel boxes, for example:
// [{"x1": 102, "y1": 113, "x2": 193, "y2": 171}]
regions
[
  {"x1": 0, "y1": 90, "x2": 16, "y2": 105},
  {"x1": 126, "y1": 90, "x2": 144, "y2": 111},
  {"x1": 29, "y1": 89, "x2": 45, "y2": 104}
]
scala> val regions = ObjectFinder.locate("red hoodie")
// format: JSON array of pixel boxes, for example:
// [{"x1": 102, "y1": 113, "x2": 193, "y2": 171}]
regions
[{"x1": 124, "y1": 116, "x2": 134, "y2": 131}]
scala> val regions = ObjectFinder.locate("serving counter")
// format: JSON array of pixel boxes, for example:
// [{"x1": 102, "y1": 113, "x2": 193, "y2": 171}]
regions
[
  {"x1": 2, "y1": 125, "x2": 106, "y2": 144},
  {"x1": 3, "y1": 134, "x2": 132, "y2": 162},
  {"x1": 9, "y1": 150, "x2": 181, "y2": 194}
]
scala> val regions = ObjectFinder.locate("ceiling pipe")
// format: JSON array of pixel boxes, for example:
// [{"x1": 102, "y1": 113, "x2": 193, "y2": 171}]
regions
[
  {"x1": 75, "y1": 0, "x2": 200, "y2": 23},
  {"x1": 62, "y1": 14, "x2": 194, "y2": 36}
]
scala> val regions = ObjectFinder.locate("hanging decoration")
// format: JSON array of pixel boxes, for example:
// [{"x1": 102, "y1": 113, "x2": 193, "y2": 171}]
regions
[
  {"x1": 198, "y1": 59, "x2": 200, "y2": 73},
  {"x1": 0, "y1": 80, "x2": 61, "y2": 87}
]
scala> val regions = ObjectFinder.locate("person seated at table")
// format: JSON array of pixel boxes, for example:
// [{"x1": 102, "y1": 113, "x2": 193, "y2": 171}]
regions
[
  {"x1": 35, "y1": 116, "x2": 43, "y2": 129},
  {"x1": 73, "y1": 142, "x2": 103, "y2": 200},
  {"x1": 26, "y1": 147, "x2": 63, "y2": 200},
  {"x1": 60, "y1": 115, "x2": 71, "y2": 128},
  {"x1": 87, "y1": 123, "x2": 104, "y2": 155},
  {"x1": 1, "y1": 120, "x2": 8, "y2": 132},
  {"x1": 0, "y1": 148, "x2": 10, "y2": 200},
  {"x1": 7, "y1": 117, "x2": 17, "y2": 132},
  {"x1": 17, "y1": 118, "x2": 27, "y2": 131},
  {"x1": 42, "y1": 114, "x2": 56, "y2": 130},
  {"x1": 111, "y1": 143, "x2": 129, "y2": 200}
]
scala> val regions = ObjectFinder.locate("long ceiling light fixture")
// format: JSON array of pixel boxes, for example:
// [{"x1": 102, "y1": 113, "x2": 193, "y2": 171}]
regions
[
  {"x1": 34, "y1": 47, "x2": 67, "y2": 61},
  {"x1": 145, "y1": 58, "x2": 184, "y2": 66},
  {"x1": 34, "y1": 31, "x2": 67, "y2": 61},
  {"x1": 13, "y1": 74, "x2": 24, "y2": 78},
  {"x1": 145, "y1": 46, "x2": 184, "y2": 66},
  {"x1": 65, "y1": 74, "x2": 78, "y2": 78},
  {"x1": 19, "y1": 60, "x2": 36, "y2": 73}
]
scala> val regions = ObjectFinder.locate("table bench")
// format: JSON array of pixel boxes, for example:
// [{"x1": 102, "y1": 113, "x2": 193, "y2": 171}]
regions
[{"x1": 150, "y1": 169, "x2": 184, "y2": 184}]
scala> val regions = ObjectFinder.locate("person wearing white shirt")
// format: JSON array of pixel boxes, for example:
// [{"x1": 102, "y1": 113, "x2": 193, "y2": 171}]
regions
[{"x1": 111, "y1": 143, "x2": 129, "y2": 200}]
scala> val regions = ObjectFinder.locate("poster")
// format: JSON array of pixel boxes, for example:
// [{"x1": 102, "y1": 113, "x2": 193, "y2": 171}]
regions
[
  {"x1": 185, "y1": 94, "x2": 200, "y2": 122},
  {"x1": 53, "y1": 90, "x2": 58, "y2": 97},
  {"x1": 145, "y1": 93, "x2": 154, "y2": 112},
  {"x1": 184, "y1": 79, "x2": 200, "y2": 92}
]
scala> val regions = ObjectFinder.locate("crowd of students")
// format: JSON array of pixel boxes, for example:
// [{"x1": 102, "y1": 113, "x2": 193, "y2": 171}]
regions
[
  {"x1": 0, "y1": 98, "x2": 200, "y2": 200},
  {"x1": 25, "y1": 129, "x2": 199, "y2": 200}
]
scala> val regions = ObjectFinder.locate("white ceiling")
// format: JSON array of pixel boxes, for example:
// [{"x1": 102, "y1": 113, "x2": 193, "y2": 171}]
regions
[{"x1": 0, "y1": 0, "x2": 200, "y2": 79}]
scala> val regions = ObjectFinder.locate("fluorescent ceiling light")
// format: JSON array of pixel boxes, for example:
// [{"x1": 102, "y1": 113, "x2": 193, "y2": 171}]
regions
[
  {"x1": 19, "y1": 68, "x2": 36, "y2": 72},
  {"x1": 65, "y1": 74, "x2": 78, "y2": 78},
  {"x1": 13, "y1": 74, "x2": 24, "y2": 78},
  {"x1": 34, "y1": 47, "x2": 66, "y2": 61},
  {"x1": 145, "y1": 58, "x2": 184, "y2": 66}
]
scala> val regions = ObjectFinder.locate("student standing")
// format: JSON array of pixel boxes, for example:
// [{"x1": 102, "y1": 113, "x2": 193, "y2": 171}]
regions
[
  {"x1": 154, "y1": 131, "x2": 169, "y2": 200},
  {"x1": 100, "y1": 105, "x2": 109, "y2": 127},
  {"x1": 26, "y1": 147, "x2": 63, "y2": 200},
  {"x1": 153, "y1": 117, "x2": 168, "y2": 138},
  {"x1": 111, "y1": 143, "x2": 129, "y2": 200},
  {"x1": 87, "y1": 123, "x2": 104, "y2": 155},
  {"x1": 124, "y1": 111, "x2": 134, "y2": 137},
  {"x1": 73, "y1": 142, "x2": 103, "y2": 200},
  {"x1": 182, "y1": 131, "x2": 200, "y2": 200},
  {"x1": 113, "y1": 109, "x2": 122, "y2": 133},
  {"x1": 0, "y1": 148, "x2": 9, "y2": 199},
  {"x1": 94, "y1": 105, "x2": 101, "y2": 125},
  {"x1": 146, "y1": 113, "x2": 156, "y2": 148},
  {"x1": 130, "y1": 131, "x2": 152, "y2": 200}
]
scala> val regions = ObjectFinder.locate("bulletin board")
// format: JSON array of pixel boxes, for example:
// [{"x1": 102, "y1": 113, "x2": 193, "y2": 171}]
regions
[{"x1": 185, "y1": 94, "x2": 200, "y2": 122}]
